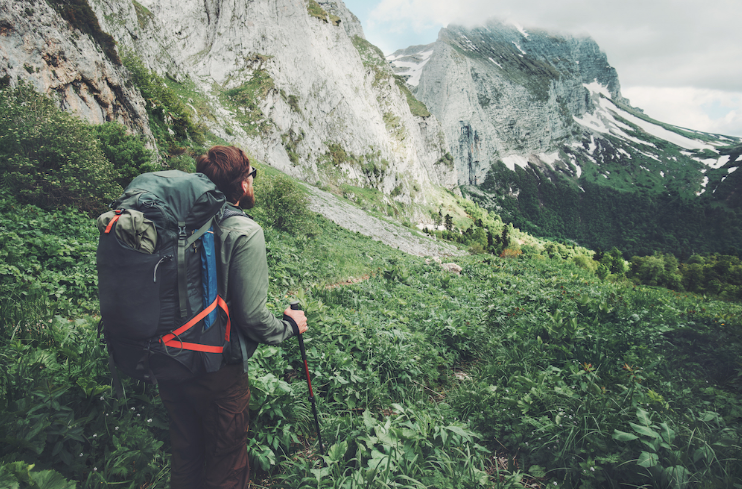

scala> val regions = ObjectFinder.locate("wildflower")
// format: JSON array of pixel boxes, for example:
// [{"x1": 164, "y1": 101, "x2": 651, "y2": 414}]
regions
[
  {"x1": 115, "y1": 427, "x2": 119, "y2": 431},
  {"x1": 93, "y1": 467, "x2": 98, "y2": 472},
  {"x1": 93, "y1": 434, "x2": 97, "y2": 438},
  {"x1": 130, "y1": 407, "x2": 136, "y2": 411},
  {"x1": 553, "y1": 483, "x2": 558, "y2": 486},
  {"x1": 147, "y1": 418, "x2": 153, "y2": 423},
  {"x1": 79, "y1": 453, "x2": 83, "y2": 457},
  {"x1": 590, "y1": 467, "x2": 595, "y2": 472},
  {"x1": 137, "y1": 414, "x2": 140, "y2": 417},
  {"x1": 99, "y1": 396, "x2": 104, "y2": 401}
]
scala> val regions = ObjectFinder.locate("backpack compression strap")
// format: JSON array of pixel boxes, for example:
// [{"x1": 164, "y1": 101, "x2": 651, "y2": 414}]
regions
[
  {"x1": 159, "y1": 295, "x2": 231, "y2": 353},
  {"x1": 178, "y1": 217, "x2": 216, "y2": 318},
  {"x1": 104, "y1": 210, "x2": 123, "y2": 234}
]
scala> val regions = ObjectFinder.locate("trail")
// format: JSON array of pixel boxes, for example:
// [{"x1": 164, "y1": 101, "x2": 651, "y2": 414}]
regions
[{"x1": 302, "y1": 183, "x2": 466, "y2": 258}]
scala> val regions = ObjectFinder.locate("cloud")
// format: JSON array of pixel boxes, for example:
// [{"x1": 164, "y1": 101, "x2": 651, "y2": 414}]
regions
[
  {"x1": 367, "y1": 0, "x2": 742, "y2": 93},
  {"x1": 622, "y1": 87, "x2": 742, "y2": 137}
]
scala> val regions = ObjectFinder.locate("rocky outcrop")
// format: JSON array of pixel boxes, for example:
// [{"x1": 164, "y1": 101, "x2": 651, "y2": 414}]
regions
[
  {"x1": 87, "y1": 0, "x2": 454, "y2": 201},
  {"x1": 0, "y1": 0, "x2": 152, "y2": 140},
  {"x1": 399, "y1": 19, "x2": 629, "y2": 186}
]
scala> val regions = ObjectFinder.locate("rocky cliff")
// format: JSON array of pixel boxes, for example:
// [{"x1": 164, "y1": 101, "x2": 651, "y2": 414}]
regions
[
  {"x1": 0, "y1": 0, "x2": 152, "y2": 140},
  {"x1": 1, "y1": 0, "x2": 455, "y2": 206},
  {"x1": 390, "y1": 19, "x2": 742, "y2": 254},
  {"x1": 390, "y1": 19, "x2": 632, "y2": 186}
]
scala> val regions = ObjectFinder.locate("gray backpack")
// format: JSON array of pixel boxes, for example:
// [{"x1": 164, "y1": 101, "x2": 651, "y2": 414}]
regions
[{"x1": 97, "y1": 171, "x2": 234, "y2": 388}]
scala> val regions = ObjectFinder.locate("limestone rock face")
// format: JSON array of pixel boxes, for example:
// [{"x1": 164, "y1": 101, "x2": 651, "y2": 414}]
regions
[
  {"x1": 0, "y1": 0, "x2": 151, "y2": 140},
  {"x1": 398, "y1": 20, "x2": 628, "y2": 186},
  {"x1": 88, "y1": 0, "x2": 454, "y2": 200}
]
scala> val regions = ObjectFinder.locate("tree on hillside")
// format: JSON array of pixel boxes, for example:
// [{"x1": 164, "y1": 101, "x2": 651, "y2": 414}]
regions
[
  {"x1": 0, "y1": 82, "x2": 122, "y2": 214},
  {"x1": 444, "y1": 214, "x2": 454, "y2": 231}
]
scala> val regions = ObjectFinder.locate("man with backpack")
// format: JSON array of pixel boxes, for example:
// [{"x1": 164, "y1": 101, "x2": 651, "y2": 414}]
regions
[{"x1": 157, "y1": 146, "x2": 308, "y2": 488}]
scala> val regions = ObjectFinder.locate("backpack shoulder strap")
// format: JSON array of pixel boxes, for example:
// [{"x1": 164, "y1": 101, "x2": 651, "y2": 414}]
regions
[{"x1": 219, "y1": 207, "x2": 252, "y2": 222}]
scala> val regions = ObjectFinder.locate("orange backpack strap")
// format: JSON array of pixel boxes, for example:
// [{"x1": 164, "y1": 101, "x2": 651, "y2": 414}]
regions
[
  {"x1": 159, "y1": 296, "x2": 230, "y2": 353},
  {"x1": 104, "y1": 210, "x2": 123, "y2": 234}
]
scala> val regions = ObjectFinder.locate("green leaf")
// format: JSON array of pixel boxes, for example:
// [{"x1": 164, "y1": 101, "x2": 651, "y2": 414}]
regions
[
  {"x1": 528, "y1": 465, "x2": 547, "y2": 478},
  {"x1": 323, "y1": 441, "x2": 348, "y2": 465},
  {"x1": 30, "y1": 469, "x2": 76, "y2": 489},
  {"x1": 637, "y1": 451, "x2": 659, "y2": 468},
  {"x1": 636, "y1": 408, "x2": 652, "y2": 426},
  {"x1": 630, "y1": 422, "x2": 660, "y2": 439},
  {"x1": 612, "y1": 430, "x2": 639, "y2": 442},
  {"x1": 658, "y1": 422, "x2": 675, "y2": 445}
]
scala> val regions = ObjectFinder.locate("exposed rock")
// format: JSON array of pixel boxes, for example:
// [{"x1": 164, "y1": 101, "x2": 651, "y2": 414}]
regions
[
  {"x1": 440, "y1": 262, "x2": 462, "y2": 274},
  {"x1": 0, "y1": 0, "x2": 152, "y2": 142},
  {"x1": 88, "y1": 0, "x2": 455, "y2": 201},
  {"x1": 402, "y1": 19, "x2": 627, "y2": 186}
]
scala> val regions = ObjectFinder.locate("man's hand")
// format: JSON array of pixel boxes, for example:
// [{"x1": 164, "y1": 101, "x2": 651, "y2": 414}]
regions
[{"x1": 283, "y1": 307, "x2": 308, "y2": 334}]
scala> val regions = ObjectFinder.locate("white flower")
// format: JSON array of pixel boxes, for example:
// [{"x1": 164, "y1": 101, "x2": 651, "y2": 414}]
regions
[
  {"x1": 137, "y1": 414, "x2": 140, "y2": 417},
  {"x1": 590, "y1": 467, "x2": 595, "y2": 472},
  {"x1": 93, "y1": 467, "x2": 98, "y2": 472},
  {"x1": 130, "y1": 407, "x2": 136, "y2": 411},
  {"x1": 115, "y1": 427, "x2": 119, "y2": 431},
  {"x1": 79, "y1": 453, "x2": 83, "y2": 457},
  {"x1": 147, "y1": 418, "x2": 153, "y2": 423},
  {"x1": 99, "y1": 396, "x2": 104, "y2": 401},
  {"x1": 93, "y1": 434, "x2": 97, "y2": 438}
]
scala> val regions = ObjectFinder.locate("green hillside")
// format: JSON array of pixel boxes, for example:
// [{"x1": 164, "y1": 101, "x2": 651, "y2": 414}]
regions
[
  {"x1": 1, "y1": 193, "x2": 741, "y2": 488},
  {"x1": 1, "y1": 79, "x2": 741, "y2": 489}
]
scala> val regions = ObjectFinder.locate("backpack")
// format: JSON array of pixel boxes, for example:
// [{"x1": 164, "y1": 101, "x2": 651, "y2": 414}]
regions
[{"x1": 97, "y1": 170, "x2": 236, "y2": 390}]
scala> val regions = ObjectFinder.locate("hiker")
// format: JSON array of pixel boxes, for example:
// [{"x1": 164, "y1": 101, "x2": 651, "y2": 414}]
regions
[{"x1": 157, "y1": 145, "x2": 308, "y2": 488}]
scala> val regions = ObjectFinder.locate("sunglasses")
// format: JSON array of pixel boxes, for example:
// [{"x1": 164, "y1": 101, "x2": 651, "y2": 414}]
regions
[{"x1": 246, "y1": 167, "x2": 257, "y2": 180}]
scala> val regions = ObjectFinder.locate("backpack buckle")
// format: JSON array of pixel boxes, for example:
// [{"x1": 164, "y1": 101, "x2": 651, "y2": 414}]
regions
[{"x1": 178, "y1": 225, "x2": 187, "y2": 238}]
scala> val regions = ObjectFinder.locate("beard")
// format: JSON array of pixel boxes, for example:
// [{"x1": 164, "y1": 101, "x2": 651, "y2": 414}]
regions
[{"x1": 238, "y1": 192, "x2": 255, "y2": 209}]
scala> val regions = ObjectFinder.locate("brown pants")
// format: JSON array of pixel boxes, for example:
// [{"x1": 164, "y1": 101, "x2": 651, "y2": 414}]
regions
[{"x1": 159, "y1": 364, "x2": 251, "y2": 489}]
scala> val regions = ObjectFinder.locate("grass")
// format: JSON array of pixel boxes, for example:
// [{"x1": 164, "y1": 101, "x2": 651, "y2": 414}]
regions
[{"x1": 0, "y1": 167, "x2": 740, "y2": 487}]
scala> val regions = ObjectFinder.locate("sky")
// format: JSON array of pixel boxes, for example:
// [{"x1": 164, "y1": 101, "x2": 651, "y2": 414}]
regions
[{"x1": 342, "y1": 0, "x2": 742, "y2": 138}]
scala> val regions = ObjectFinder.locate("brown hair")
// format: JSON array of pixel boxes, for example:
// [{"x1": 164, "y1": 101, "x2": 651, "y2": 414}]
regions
[{"x1": 196, "y1": 146, "x2": 252, "y2": 203}]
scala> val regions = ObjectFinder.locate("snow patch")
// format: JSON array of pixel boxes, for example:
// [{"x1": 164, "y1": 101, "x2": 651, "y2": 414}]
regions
[
  {"x1": 387, "y1": 48, "x2": 435, "y2": 87},
  {"x1": 501, "y1": 154, "x2": 530, "y2": 171},
  {"x1": 511, "y1": 41, "x2": 526, "y2": 55},
  {"x1": 696, "y1": 176, "x2": 709, "y2": 196},
  {"x1": 729, "y1": 167, "x2": 739, "y2": 174},
  {"x1": 488, "y1": 57, "x2": 502, "y2": 68},
  {"x1": 539, "y1": 151, "x2": 560, "y2": 167},
  {"x1": 583, "y1": 81, "x2": 611, "y2": 99},
  {"x1": 507, "y1": 20, "x2": 529, "y2": 38},
  {"x1": 660, "y1": 171, "x2": 665, "y2": 178},
  {"x1": 704, "y1": 155, "x2": 731, "y2": 169},
  {"x1": 603, "y1": 100, "x2": 715, "y2": 151}
]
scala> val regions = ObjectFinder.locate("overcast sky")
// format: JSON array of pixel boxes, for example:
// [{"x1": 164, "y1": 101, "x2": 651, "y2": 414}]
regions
[{"x1": 343, "y1": 0, "x2": 742, "y2": 137}]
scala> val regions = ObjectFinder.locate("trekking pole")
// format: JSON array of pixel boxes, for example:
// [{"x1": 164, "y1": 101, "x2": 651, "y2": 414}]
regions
[{"x1": 290, "y1": 300, "x2": 324, "y2": 456}]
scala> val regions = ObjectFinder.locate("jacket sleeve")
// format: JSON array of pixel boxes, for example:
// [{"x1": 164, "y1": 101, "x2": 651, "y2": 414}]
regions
[{"x1": 227, "y1": 227, "x2": 296, "y2": 345}]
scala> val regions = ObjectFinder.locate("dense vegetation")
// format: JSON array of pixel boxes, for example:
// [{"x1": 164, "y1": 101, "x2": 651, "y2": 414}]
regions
[
  {"x1": 1, "y1": 194, "x2": 741, "y2": 487},
  {"x1": 468, "y1": 157, "x2": 742, "y2": 259},
  {"x1": 1, "y1": 77, "x2": 741, "y2": 489}
]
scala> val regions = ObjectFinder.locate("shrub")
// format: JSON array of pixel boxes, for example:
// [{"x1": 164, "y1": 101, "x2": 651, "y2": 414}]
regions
[
  {"x1": 500, "y1": 248, "x2": 522, "y2": 259},
  {"x1": 0, "y1": 82, "x2": 122, "y2": 214},
  {"x1": 167, "y1": 153, "x2": 196, "y2": 173},
  {"x1": 94, "y1": 122, "x2": 155, "y2": 187},
  {"x1": 252, "y1": 172, "x2": 317, "y2": 236},
  {"x1": 121, "y1": 51, "x2": 206, "y2": 152},
  {"x1": 573, "y1": 254, "x2": 597, "y2": 273}
]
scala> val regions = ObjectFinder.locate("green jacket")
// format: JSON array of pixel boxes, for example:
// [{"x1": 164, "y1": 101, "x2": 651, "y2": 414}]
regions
[{"x1": 216, "y1": 203, "x2": 296, "y2": 361}]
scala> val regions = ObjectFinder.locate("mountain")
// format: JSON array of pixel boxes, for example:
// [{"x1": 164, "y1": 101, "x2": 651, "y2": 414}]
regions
[
  {"x1": 389, "y1": 20, "x2": 742, "y2": 255},
  {"x1": 3, "y1": 2, "x2": 741, "y2": 255},
  {"x1": 1, "y1": 0, "x2": 455, "y2": 211}
]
